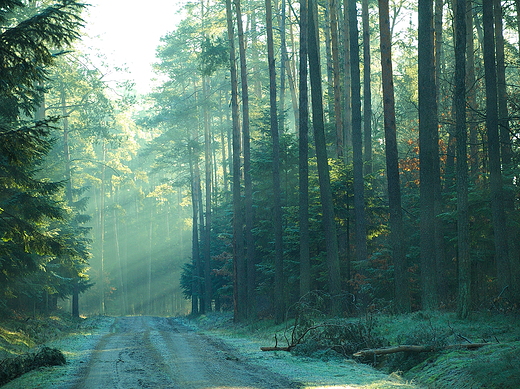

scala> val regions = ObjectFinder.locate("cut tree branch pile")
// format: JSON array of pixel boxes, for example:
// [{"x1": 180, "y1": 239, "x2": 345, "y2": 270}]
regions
[{"x1": 0, "y1": 346, "x2": 65, "y2": 386}]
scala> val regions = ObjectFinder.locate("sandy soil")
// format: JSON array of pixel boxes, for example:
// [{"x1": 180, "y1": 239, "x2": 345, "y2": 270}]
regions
[{"x1": 62, "y1": 316, "x2": 300, "y2": 389}]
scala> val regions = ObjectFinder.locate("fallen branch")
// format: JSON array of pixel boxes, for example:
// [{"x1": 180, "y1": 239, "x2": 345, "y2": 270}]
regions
[
  {"x1": 260, "y1": 323, "x2": 344, "y2": 352},
  {"x1": 353, "y1": 342, "x2": 492, "y2": 357},
  {"x1": 260, "y1": 346, "x2": 293, "y2": 351}
]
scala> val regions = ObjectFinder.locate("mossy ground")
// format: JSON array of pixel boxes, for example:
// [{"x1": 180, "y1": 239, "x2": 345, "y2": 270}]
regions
[
  {"x1": 0, "y1": 311, "x2": 82, "y2": 359},
  {"x1": 194, "y1": 310, "x2": 520, "y2": 389}
]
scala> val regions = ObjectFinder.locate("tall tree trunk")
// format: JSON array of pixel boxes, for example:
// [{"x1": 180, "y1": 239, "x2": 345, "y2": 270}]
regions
[
  {"x1": 466, "y1": 2, "x2": 479, "y2": 177},
  {"x1": 454, "y1": 0, "x2": 471, "y2": 319},
  {"x1": 99, "y1": 141, "x2": 107, "y2": 315},
  {"x1": 349, "y1": 0, "x2": 369, "y2": 279},
  {"x1": 279, "y1": 0, "x2": 287, "y2": 132},
  {"x1": 378, "y1": 0, "x2": 410, "y2": 313},
  {"x1": 323, "y1": 0, "x2": 335, "y2": 122},
  {"x1": 234, "y1": 0, "x2": 256, "y2": 319},
  {"x1": 148, "y1": 204, "x2": 153, "y2": 314},
  {"x1": 328, "y1": 0, "x2": 343, "y2": 158},
  {"x1": 308, "y1": 0, "x2": 342, "y2": 315},
  {"x1": 433, "y1": 0, "x2": 446, "y2": 305},
  {"x1": 60, "y1": 84, "x2": 80, "y2": 318},
  {"x1": 362, "y1": 0, "x2": 372, "y2": 175},
  {"x1": 494, "y1": 0, "x2": 519, "y2": 300},
  {"x1": 482, "y1": 0, "x2": 511, "y2": 292},
  {"x1": 203, "y1": 77, "x2": 213, "y2": 313},
  {"x1": 342, "y1": 0, "x2": 353, "y2": 154},
  {"x1": 225, "y1": 0, "x2": 247, "y2": 322},
  {"x1": 299, "y1": 0, "x2": 311, "y2": 298},
  {"x1": 189, "y1": 146, "x2": 201, "y2": 315},
  {"x1": 266, "y1": 0, "x2": 285, "y2": 323},
  {"x1": 418, "y1": 0, "x2": 439, "y2": 310},
  {"x1": 113, "y1": 206, "x2": 127, "y2": 315}
]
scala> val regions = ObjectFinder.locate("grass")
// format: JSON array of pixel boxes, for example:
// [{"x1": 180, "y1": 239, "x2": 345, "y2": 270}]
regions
[{"x1": 193, "y1": 310, "x2": 520, "y2": 389}]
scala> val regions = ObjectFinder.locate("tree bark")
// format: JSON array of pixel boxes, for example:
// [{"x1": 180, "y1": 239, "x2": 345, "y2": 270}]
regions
[
  {"x1": 234, "y1": 0, "x2": 256, "y2": 319},
  {"x1": 342, "y1": 0, "x2": 353, "y2": 154},
  {"x1": 482, "y1": 0, "x2": 511, "y2": 291},
  {"x1": 328, "y1": 0, "x2": 343, "y2": 158},
  {"x1": 349, "y1": 0, "x2": 369, "y2": 283},
  {"x1": 378, "y1": 0, "x2": 410, "y2": 313},
  {"x1": 225, "y1": 0, "x2": 247, "y2": 322},
  {"x1": 362, "y1": 0, "x2": 372, "y2": 175},
  {"x1": 453, "y1": 0, "x2": 471, "y2": 319},
  {"x1": 299, "y1": 0, "x2": 311, "y2": 298},
  {"x1": 266, "y1": 0, "x2": 285, "y2": 324},
  {"x1": 308, "y1": 0, "x2": 342, "y2": 315},
  {"x1": 418, "y1": 0, "x2": 439, "y2": 310},
  {"x1": 353, "y1": 343, "x2": 491, "y2": 357},
  {"x1": 203, "y1": 76, "x2": 213, "y2": 313}
]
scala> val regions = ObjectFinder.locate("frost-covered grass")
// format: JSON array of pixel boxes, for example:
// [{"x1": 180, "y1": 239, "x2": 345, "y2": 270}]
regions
[
  {"x1": 1, "y1": 311, "x2": 518, "y2": 389},
  {"x1": 189, "y1": 314, "x2": 421, "y2": 389},
  {"x1": 190, "y1": 311, "x2": 520, "y2": 389},
  {"x1": 1, "y1": 316, "x2": 115, "y2": 389}
]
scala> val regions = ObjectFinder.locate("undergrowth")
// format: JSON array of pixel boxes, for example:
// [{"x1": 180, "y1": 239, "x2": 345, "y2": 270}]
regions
[{"x1": 217, "y1": 297, "x2": 520, "y2": 389}]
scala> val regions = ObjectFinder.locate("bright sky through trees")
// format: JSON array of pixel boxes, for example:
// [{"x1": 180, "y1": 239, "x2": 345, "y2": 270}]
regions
[{"x1": 82, "y1": 0, "x2": 185, "y2": 93}]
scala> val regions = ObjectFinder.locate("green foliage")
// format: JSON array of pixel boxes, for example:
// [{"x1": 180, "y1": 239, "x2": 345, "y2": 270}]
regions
[
  {"x1": 0, "y1": 0, "x2": 90, "y2": 313},
  {"x1": 0, "y1": 0, "x2": 85, "y2": 119},
  {"x1": 466, "y1": 343, "x2": 520, "y2": 389},
  {"x1": 0, "y1": 346, "x2": 65, "y2": 386},
  {"x1": 199, "y1": 36, "x2": 229, "y2": 76}
]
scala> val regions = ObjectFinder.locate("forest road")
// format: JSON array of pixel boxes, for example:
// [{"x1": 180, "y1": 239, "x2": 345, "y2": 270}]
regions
[{"x1": 68, "y1": 316, "x2": 301, "y2": 389}]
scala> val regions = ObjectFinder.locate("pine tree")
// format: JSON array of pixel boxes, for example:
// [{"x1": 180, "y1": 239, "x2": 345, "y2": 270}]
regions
[{"x1": 0, "y1": 0, "x2": 87, "y2": 308}]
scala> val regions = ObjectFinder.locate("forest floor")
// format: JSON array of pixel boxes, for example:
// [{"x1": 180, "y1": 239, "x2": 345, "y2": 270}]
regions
[{"x1": 0, "y1": 310, "x2": 518, "y2": 388}]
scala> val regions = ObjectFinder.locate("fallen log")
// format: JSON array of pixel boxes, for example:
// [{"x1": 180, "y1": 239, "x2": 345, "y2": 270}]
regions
[
  {"x1": 260, "y1": 346, "x2": 293, "y2": 352},
  {"x1": 353, "y1": 343, "x2": 492, "y2": 358}
]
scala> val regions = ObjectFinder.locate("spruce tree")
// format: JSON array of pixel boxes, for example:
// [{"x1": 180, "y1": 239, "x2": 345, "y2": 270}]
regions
[{"x1": 0, "y1": 0, "x2": 87, "y2": 308}]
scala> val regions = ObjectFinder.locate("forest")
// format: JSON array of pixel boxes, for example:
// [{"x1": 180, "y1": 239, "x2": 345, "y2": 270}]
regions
[{"x1": 1, "y1": 0, "x2": 520, "y2": 326}]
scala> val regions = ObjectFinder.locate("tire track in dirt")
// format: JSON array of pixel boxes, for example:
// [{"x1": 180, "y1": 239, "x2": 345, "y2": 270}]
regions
[{"x1": 68, "y1": 316, "x2": 301, "y2": 389}]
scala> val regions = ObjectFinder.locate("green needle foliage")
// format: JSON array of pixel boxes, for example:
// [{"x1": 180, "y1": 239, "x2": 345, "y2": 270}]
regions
[{"x1": 0, "y1": 0, "x2": 88, "y2": 310}]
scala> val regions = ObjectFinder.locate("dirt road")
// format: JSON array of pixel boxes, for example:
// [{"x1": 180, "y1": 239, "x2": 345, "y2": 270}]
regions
[{"x1": 67, "y1": 316, "x2": 301, "y2": 389}]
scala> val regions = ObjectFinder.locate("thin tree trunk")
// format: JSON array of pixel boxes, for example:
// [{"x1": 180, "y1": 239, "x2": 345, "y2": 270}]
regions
[
  {"x1": 362, "y1": 0, "x2": 372, "y2": 175},
  {"x1": 266, "y1": 0, "x2": 285, "y2": 323},
  {"x1": 100, "y1": 141, "x2": 106, "y2": 315},
  {"x1": 349, "y1": 0, "x2": 368, "y2": 277},
  {"x1": 323, "y1": 0, "x2": 335, "y2": 122},
  {"x1": 418, "y1": 0, "x2": 439, "y2": 310},
  {"x1": 148, "y1": 205, "x2": 153, "y2": 314},
  {"x1": 299, "y1": 0, "x2": 311, "y2": 298},
  {"x1": 189, "y1": 147, "x2": 201, "y2": 315},
  {"x1": 494, "y1": 0, "x2": 519, "y2": 300},
  {"x1": 329, "y1": 0, "x2": 343, "y2": 158},
  {"x1": 203, "y1": 77, "x2": 213, "y2": 313},
  {"x1": 482, "y1": 0, "x2": 511, "y2": 291},
  {"x1": 279, "y1": 0, "x2": 287, "y2": 132},
  {"x1": 378, "y1": 0, "x2": 410, "y2": 313},
  {"x1": 60, "y1": 84, "x2": 80, "y2": 318},
  {"x1": 308, "y1": 0, "x2": 342, "y2": 315},
  {"x1": 453, "y1": 0, "x2": 471, "y2": 319},
  {"x1": 466, "y1": 2, "x2": 479, "y2": 177},
  {"x1": 234, "y1": 0, "x2": 256, "y2": 320},
  {"x1": 225, "y1": 0, "x2": 247, "y2": 322},
  {"x1": 342, "y1": 0, "x2": 353, "y2": 154},
  {"x1": 113, "y1": 207, "x2": 127, "y2": 315}
]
